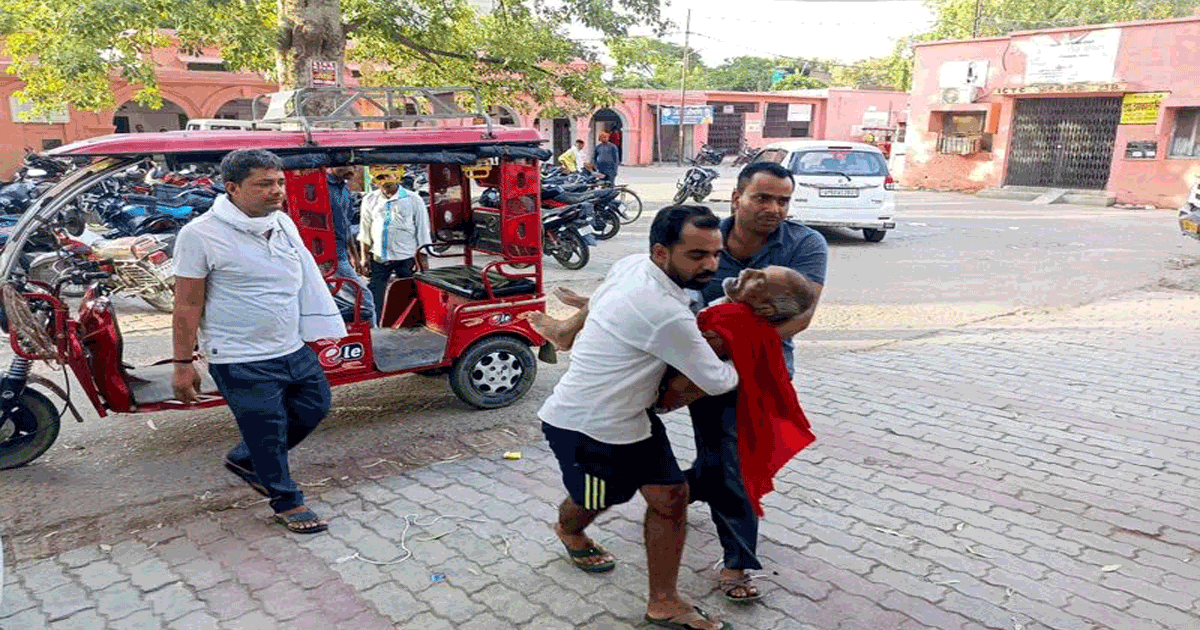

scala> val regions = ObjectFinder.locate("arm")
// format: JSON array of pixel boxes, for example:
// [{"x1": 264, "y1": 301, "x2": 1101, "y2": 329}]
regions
[
  {"x1": 358, "y1": 195, "x2": 376, "y2": 273},
  {"x1": 645, "y1": 314, "x2": 738, "y2": 396},
  {"x1": 172, "y1": 277, "x2": 206, "y2": 403},
  {"x1": 413, "y1": 196, "x2": 433, "y2": 270},
  {"x1": 777, "y1": 232, "x2": 829, "y2": 338}
]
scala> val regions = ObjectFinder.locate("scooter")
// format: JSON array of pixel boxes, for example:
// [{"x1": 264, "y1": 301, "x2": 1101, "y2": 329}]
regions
[{"x1": 26, "y1": 226, "x2": 176, "y2": 311}]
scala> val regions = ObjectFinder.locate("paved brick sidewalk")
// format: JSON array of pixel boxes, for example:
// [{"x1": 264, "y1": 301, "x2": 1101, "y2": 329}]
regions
[{"x1": 4, "y1": 287, "x2": 1200, "y2": 630}]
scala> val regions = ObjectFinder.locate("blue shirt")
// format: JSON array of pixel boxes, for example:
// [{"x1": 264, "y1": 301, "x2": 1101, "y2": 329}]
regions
[
  {"x1": 699, "y1": 217, "x2": 829, "y2": 374},
  {"x1": 327, "y1": 175, "x2": 353, "y2": 259},
  {"x1": 593, "y1": 143, "x2": 620, "y2": 173}
]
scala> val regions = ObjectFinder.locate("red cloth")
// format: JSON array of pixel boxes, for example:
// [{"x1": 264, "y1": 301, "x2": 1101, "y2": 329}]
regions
[{"x1": 697, "y1": 302, "x2": 816, "y2": 516}]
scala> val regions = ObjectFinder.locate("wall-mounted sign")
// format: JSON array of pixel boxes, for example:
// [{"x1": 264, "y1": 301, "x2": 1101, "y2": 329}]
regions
[
  {"x1": 862, "y1": 111, "x2": 890, "y2": 127},
  {"x1": 996, "y1": 82, "x2": 1126, "y2": 95},
  {"x1": 1120, "y1": 92, "x2": 1169, "y2": 125},
  {"x1": 745, "y1": 120, "x2": 763, "y2": 133},
  {"x1": 787, "y1": 103, "x2": 813, "y2": 122},
  {"x1": 310, "y1": 60, "x2": 338, "y2": 87},
  {"x1": 1018, "y1": 28, "x2": 1122, "y2": 85},
  {"x1": 660, "y1": 105, "x2": 714, "y2": 125},
  {"x1": 9, "y1": 96, "x2": 69, "y2": 124},
  {"x1": 939, "y1": 60, "x2": 990, "y2": 89},
  {"x1": 1124, "y1": 140, "x2": 1158, "y2": 159},
  {"x1": 722, "y1": 105, "x2": 735, "y2": 114}
]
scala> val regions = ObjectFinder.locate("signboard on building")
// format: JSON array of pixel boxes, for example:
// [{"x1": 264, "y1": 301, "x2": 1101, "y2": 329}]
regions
[
  {"x1": 996, "y1": 82, "x2": 1126, "y2": 95},
  {"x1": 862, "y1": 110, "x2": 890, "y2": 127},
  {"x1": 660, "y1": 105, "x2": 713, "y2": 125},
  {"x1": 1019, "y1": 28, "x2": 1121, "y2": 85},
  {"x1": 745, "y1": 119, "x2": 763, "y2": 133},
  {"x1": 939, "y1": 61, "x2": 989, "y2": 88},
  {"x1": 9, "y1": 96, "x2": 69, "y2": 124},
  {"x1": 1124, "y1": 140, "x2": 1158, "y2": 159},
  {"x1": 310, "y1": 60, "x2": 338, "y2": 86},
  {"x1": 787, "y1": 103, "x2": 813, "y2": 122},
  {"x1": 1120, "y1": 92, "x2": 1169, "y2": 125}
]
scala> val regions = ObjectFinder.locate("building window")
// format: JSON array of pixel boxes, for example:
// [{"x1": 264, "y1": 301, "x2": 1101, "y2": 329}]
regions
[
  {"x1": 1170, "y1": 108, "x2": 1200, "y2": 157},
  {"x1": 943, "y1": 112, "x2": 984, "y2": 135},
  {"x1": 763, "y1": 102, "x2": 811, "y2": 138},
  {"x1": 186, "y1": 62, "x2": 228, "y2": 72},
  {"x1": 936, "y1": 112, "x2": 992, "y2": 154}
]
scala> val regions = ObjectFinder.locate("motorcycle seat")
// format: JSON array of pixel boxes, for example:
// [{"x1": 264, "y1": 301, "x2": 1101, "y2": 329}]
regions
[
  {"x1": 415, "y1": 265, "x2": 536, "y2": 300},
  {"x1": 554, "y1": 190, "x2": 610, "y2": 205}
]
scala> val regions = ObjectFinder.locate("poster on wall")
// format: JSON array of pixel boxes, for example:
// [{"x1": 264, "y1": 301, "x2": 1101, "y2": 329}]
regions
[
  {"x1": 1019, "y1": 28, "x2": 1121, "y2": 85},
  {"x1": 660, "y1": 105, "x2": 714, "y2": 125},
  {"x1": 1120, "y1": 92, "x2": 1169, "y2": 125},
  {"x1": 787, "y1": 103, "x2": 813, "y2": 122}
]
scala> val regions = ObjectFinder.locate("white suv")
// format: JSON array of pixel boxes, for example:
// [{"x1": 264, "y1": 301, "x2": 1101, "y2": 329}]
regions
[{"x1": 754, "y1": 140, "x2": 897, "y2": 242}]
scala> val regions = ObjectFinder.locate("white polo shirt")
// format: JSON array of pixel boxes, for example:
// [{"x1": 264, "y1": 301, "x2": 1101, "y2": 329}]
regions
[
  {"x1": 174, "y1": 211, "x2": 305, "y2": 364},
  {"x1": 538, "y1": 254, "x2": 739, "y2": 444}
]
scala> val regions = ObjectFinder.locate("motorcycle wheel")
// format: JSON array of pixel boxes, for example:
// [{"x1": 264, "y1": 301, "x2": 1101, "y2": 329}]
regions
[
  {"x1": 551, "y1": 229, "x2": 589, "y2": 270},
  {"x1": 0, "y1": 388, "x2": 60, "y2": 470},
  {"x1": 673, "y1": 185, "x2": 691, "y2": 205},
  {"x1": 142, "y1": 287, "x2": 175, "y2": 313},
  {"x1": 27, "y1": 256, "x2": 86, "y2": 299},
  {"x1": 595, "y1": 208, "x2": 620, "y2": 241},
  {"x1": 693, "y1": 183, "x2": 713, "y2": 203}
]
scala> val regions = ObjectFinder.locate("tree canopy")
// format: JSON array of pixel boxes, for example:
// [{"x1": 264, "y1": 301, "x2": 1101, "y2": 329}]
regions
[{"x1": 0, "y1": 0, "x2": 667, "y2": 114}]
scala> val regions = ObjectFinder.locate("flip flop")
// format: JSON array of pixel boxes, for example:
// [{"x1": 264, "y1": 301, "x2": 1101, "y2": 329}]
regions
[
  {"x1": 561, "y1": 541, "x2": 615, "y2": 573},
  {"x1": 645, "y1": 607, "x2": 731, "y2": 630},
  {"x1": 223, "y1": 459, "x2": 269, "y2": 498},
  {"x1": 274, "y1": 508, "x2": 328, "y2": 535}
]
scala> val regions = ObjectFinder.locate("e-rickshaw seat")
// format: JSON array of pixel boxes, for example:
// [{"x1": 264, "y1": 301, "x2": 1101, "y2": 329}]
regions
[{"x1": 414, "y1": 265, "x2": 536, "y2": 300}]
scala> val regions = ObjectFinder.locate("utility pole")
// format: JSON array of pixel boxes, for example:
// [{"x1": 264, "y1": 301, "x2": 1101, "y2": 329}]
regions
[
  {"x1": 677, "y1": 8, "x2": 691, "y2": 167},
  {"x1": 971, "y1": 0, "x2": 983, "y2": 37}
]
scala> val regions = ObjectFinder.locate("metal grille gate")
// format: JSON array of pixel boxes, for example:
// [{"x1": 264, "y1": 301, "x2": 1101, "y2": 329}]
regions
[
  {"x1": 1004, "y1": 97, "x2": 1122, "y2": 190},
  {"x1": 706, "y1": 103, "x2": 757, "y2": 153}
]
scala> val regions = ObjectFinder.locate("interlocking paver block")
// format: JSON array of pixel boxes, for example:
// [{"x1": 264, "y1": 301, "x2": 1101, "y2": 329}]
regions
[
  {"x1": 358, "y1": 581, "x2": 427, "y2": 623},
  {"x1": 95, "y1": 581, "x2": 152, "y2": 621},
  {"x1": 168, "y1": 611, "x2": 220, "y2": 630},
  {"x1": 130, "y1": 557, "x2": 182, "y2": 593},
  {"x1": 41, "y1": 582, "x2": 95, "y2": 622},
  {"x1": 423, "y1": 584, "x2": 485, "y2": 623},
  {"x1": 146, "y1": 582, "x2": 204, "y2": 622},
  {"x1": 109, "y1": 609, "x2": 162, "y2": 630},
  {"x1": 48, "y1": 609, "x2": 106, "y2": 630}
]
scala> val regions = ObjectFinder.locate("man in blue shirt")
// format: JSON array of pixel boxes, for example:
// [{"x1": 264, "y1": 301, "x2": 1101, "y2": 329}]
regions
[
  {"x1": 591, "y1": 133, "x2": 620, "y2": 183},
  {"x1": 689, "y1": 161, "x2": 827, "y2": 602},
  {"x1": 327, "y1": 167, "x2": 375, "y2": 325}
]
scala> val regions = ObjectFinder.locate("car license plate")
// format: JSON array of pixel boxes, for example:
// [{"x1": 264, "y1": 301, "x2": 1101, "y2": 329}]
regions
[
  {"x1": 819, "y1": 188, "x2": 858, "y2": 198},
  {"x1": 1182, "y1": 218, "x2": 1200, "y2": 234}
]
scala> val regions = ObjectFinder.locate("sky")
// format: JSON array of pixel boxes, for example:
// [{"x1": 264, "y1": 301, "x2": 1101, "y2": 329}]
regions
[{"x1": 572, "y1": 0, "x2": 938, "y2": 65}]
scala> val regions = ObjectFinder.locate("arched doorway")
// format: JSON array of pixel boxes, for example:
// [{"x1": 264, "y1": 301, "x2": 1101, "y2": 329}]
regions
[
  {"x1": 488, "y1": 105, "x2": 518, "y2": 126},
  {"x1": 213, "y1": 98, "x2": 255, "y2": 120},
  {"x1": 112, "y1": 99, "x2": 188, "y2": 133},
  {"x1": 535, "y1": 109, "x2": 575, "y2": 158},
  {"x1": 590, "y1": 108, "x2": 626, "y2": 163}
]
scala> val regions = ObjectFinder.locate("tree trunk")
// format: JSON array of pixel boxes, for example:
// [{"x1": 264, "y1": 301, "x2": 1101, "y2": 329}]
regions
[{"x1": 276, "y1": 0, "x2": 346, "y2": 89}]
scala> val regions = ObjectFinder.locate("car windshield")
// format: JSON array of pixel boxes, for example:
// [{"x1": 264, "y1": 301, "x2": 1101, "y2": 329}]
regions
[{"x1": 790, "y1": 150, "x2": 888, "y2": 177}]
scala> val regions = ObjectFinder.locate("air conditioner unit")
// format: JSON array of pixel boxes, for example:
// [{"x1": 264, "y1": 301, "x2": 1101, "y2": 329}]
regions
[{"x1": 940, "y1": 86, "x2": 982, "y2": 105}]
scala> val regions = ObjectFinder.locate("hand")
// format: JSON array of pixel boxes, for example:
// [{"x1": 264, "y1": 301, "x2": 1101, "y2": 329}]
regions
[
  {"x1": 703, "y1": 330, "x2": 729, "y2": 360},
  {"x1": 653, "y1": 373, "x2": 709, "y2": 413},
  {"x1": 172, "y1": 363, "x2": 201, "y2": 404}
]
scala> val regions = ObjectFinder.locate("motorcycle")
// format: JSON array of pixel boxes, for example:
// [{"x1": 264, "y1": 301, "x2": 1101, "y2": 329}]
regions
[
  {"x1": 731, "y1": 143, "x2": 758, "y2": 167},
  {"x1": 674, "y1": 158, "x2": 720, "y2": 204},
  {"x1": 696, "y1": 143, "x2": 725, "y2": 166},
  {"x1": 26, "y1": 226, "x2": 176, "y2": 311},
  {"x1": 81, "y1": 179, "x2": 189, "y2": 239},
  {"x1": 542, "y1": 202, "x2": 594, "y2": 270},
  {"x1": 541, "y1": 183, "x2": 621, "y2": 241}
]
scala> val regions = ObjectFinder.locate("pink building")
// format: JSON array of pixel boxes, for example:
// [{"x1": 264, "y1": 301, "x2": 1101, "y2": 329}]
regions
[
  {"x1": 904, "y1": 15, "x2": 1200, "y2": 208},
  {"x1": 1, "y1": 38, "x2": 907, "y2": 176}
]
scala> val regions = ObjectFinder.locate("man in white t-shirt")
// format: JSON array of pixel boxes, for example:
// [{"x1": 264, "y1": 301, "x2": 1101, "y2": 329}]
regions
[
  {"x1": 172, "y1": 149, "x2": 344, "y2": 535},
  {"x1": 539, "y1": 205, "x2": 738, "y2": 630},
  {"x1": 357, "y1": 165, "x2": 432, "y2": 323}
]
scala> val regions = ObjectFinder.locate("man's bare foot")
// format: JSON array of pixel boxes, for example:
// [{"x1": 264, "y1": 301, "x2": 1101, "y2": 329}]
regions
[
  {"x1": 646, "y1": 599, "x2": 727, "y2": 630},
  {"x1": 554, "y1": 523, "x2": 615, "y2": 571},
  {"x1": 520, "y1": 311, "x2": 575, "y2": 351},
  {"x1": 554, "y1": 286, "x2": 589, "y2": 309}
]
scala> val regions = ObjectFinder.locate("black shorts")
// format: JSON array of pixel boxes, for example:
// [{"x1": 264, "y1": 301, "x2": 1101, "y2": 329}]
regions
[{"x1": 542, "y1": 413, "x2": 685, "y2": 511}]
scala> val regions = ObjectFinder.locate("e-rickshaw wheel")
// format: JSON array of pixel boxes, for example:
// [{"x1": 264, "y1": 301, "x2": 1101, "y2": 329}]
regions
[
  {"x1": 449, "y1": 336, "x2": 537, "y2": 409},
  {"x1": 0, "y1": 388, "x2": 61, "y2": 470}
]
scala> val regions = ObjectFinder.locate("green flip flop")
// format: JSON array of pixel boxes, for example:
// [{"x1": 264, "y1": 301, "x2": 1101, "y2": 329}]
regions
[{"x1": 561, "y1": 542, "x2": 615, "y2": 573}]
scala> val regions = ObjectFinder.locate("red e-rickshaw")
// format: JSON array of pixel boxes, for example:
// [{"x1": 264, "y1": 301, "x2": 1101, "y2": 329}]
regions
[{"x1": 0, "y1": 87, "x2": 553, "y2": 469}]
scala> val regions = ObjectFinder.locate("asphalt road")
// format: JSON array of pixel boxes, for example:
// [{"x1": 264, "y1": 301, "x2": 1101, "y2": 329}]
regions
[{"x1": 2, "y1": 164, "x2": 1195, "y2": 556}]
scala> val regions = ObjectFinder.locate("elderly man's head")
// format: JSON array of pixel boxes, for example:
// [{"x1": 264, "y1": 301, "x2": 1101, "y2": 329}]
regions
[{"x1": 723, "y1": 266, "x2": 812, "y2": 322}]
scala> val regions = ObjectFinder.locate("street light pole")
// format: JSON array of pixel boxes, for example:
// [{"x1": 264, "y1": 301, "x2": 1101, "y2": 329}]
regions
[{"x1": 677, "y1": 8, "x2": 691, "y2": 167}]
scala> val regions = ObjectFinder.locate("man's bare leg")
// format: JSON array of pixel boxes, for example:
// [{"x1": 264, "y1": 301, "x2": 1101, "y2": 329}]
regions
[
  {"x1": 641, "y1": 484, "x2": 726, "y2": 630},
  {"x1": 554, "y1": 498, "x2": 615, "y2": 569}
]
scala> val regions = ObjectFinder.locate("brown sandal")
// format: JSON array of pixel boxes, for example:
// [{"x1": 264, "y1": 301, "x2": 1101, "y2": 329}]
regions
[{"x1": 719, "y1": 574, "x2": 762, "y2": 602}]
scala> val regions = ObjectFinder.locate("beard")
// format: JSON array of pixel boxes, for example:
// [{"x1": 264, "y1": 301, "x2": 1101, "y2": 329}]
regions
[{"x1": 667, "y1": 267, "x2": 715, "y2": 290}]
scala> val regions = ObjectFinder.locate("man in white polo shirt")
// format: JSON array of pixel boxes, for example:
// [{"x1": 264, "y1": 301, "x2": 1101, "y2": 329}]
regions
[
  {"x1": 540, "y1": 205, "x2": 738, "y2": 630},
  {"x1": 172, "y1": 149, "x2": 345, "y2": 535}
]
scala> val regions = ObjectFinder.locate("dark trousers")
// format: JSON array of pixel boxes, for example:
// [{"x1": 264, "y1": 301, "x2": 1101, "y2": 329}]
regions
[
  {"x1": 210, "y1": 346, "x2": 332, "y2": 513},
  {"x1": 686, "y1": 389, "x2": 762, "y2": 571},
  {"x1": 368, "y1": 257, "x2": 416, "y2": 322}
]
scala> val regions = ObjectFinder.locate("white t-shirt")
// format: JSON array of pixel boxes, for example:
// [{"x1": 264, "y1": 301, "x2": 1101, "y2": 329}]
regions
[
  {"x1": 538, "y1": 255, "x2": 739, "y2": 444},
  {"x1": 358, "y1": 187, "x2": 432, "y2": 262},
  {"x1": 174, "y1": 212, "x2": 305, "y2": 364}
]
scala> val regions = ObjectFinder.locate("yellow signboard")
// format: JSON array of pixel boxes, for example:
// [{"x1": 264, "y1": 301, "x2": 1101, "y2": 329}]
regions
[{"x1": 1121, "y1": 92, "x2": 1169, "y2": 125}]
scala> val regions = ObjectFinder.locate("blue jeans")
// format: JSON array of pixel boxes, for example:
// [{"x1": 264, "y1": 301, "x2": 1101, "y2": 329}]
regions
[
  {"x1": 335, "y1": 253, "x2": 375, "y2": 326},
  {"x1": 685, "y1": 389, "x2": 762, "y2": 571},
  {"x1": 210, "y1": 346, "x2": 332, "y2": 513}
]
